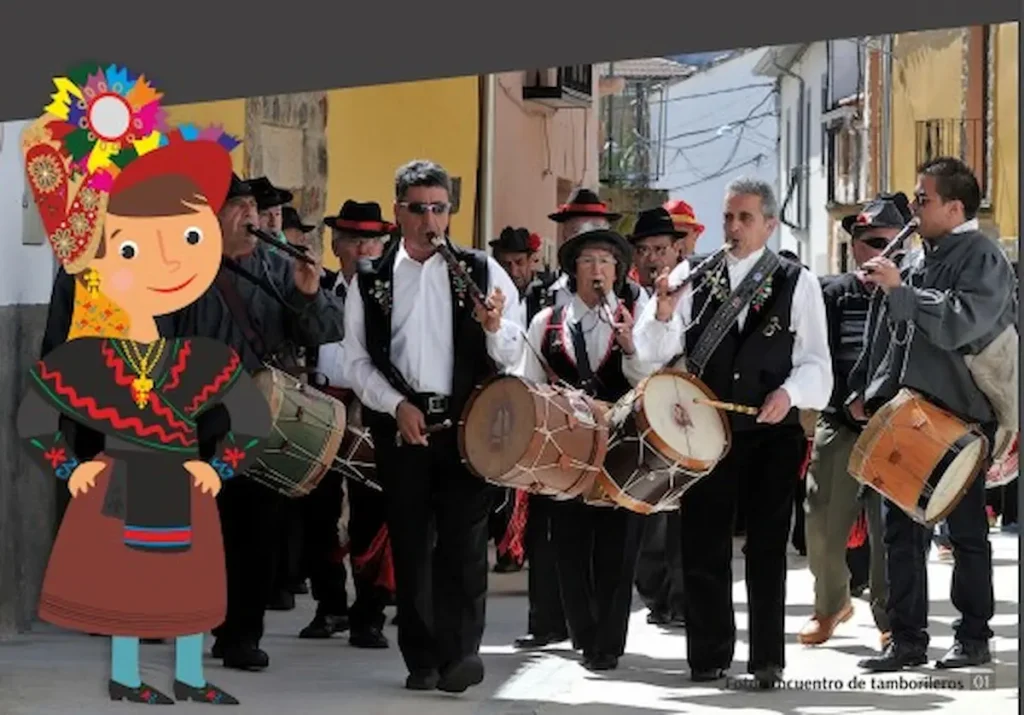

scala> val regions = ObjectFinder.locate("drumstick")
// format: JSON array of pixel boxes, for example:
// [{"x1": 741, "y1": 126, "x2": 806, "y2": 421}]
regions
[
  {"x1": 395, "y1": 419, "x2": 453, "y2": 446},
  {"x1": 692, "y1": 397, "x2": 760, "y2": 416}
]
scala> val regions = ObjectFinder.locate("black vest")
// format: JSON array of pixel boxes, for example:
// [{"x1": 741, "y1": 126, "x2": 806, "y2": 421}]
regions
[
  {"x1": 355, "y1": 239, "x2": 494, "y2": 428},
  {"x1": 821, "y1": 272, "x2": 870, "y2": 424},
  {"x1": 540, "y1": 303, "x2": 632, "y2": 404},
  {"x1": 686, "y1": 255, "x2": 803, "y2": 433},
  {"x1": 523, "y1": 278, "x2": 554, "y2": 325}
]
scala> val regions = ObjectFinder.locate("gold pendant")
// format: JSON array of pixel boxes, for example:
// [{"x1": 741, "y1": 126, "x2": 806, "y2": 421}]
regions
[{"x1": 132, "y1": 375, "x2": 154, "y2": 409}]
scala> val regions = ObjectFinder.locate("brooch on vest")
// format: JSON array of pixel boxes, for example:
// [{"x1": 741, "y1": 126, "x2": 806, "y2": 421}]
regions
[
  {"x1": 371, "y1": 279, "x2": 392, "y2": 315},
  {"x1": 450, "y1": 259, "x2": 473, "y2": 309}
]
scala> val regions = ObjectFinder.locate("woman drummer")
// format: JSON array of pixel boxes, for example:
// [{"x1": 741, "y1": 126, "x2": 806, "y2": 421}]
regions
[{"x1": 518, "y1": 226, "x2": 661, "y2": 671}]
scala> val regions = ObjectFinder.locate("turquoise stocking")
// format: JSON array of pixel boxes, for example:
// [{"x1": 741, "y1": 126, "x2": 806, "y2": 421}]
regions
[
  {"x1": 175, "y1": 633, "x2": 206, "y2": 688},
  {"x1": 110, "y1": 636, "x2": 141, "y2": 688}
]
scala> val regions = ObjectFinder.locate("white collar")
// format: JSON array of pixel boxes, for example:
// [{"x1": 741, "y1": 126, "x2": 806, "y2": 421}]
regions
[
  {"x1": 952, "y1": 218, "x2": 980, "y2": 234},
  {"x1": 726, "y1": 246, "x2": 767, "y2": 269}
]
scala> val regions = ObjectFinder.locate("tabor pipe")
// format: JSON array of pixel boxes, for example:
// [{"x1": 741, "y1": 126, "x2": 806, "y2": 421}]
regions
[{"x1": 246, "y1": 224, "x2": 317, "y2": 266}]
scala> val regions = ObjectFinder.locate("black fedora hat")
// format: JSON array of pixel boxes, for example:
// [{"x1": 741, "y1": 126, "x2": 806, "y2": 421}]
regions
[
  {"x1": 557, "y1": 227, "x2": 633, "y2": 277},
  {"x1": 489, "y1": 226, "x2": 542, "y2": 255},
  {"x1": 548, "y1": 187, "x2": 622, "y2": 223},
  {"x1": 842, "y1": 192, "x2": 912, "y2": 236},
  {"x1": 226, "y1": 173, "x2": 254, "y2": 200},
  {"x1": 248, "y1": 176, "x2": 294, "y2": 211},
  {"x1": 629, "y1": 206, "x2": 688, "y2": 242},
  {"x1": 324, "y1": 200, "x2": 396, "y2": 237},
  {"x1": 282, "y1": 206, "x2": 316, "y2": 233}
]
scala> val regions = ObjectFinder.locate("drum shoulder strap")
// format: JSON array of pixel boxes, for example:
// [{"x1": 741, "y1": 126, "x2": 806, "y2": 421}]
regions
[
  {"x1": 215, "y1": 270, "x2": 268, "y2": 361},
  {"x1": 689, "y1": 251, "x2": 780, "y2": 376}
]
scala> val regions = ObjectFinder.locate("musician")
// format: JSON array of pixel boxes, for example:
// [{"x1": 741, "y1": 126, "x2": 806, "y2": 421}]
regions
[
  {"x1": 310, "y1": 200, "x2": 395, "y2": 650},
  {"x1": 850, "y1": 157, "x2": 1015, "y2": 672},
  {"x1": 519, "y1": 227, "x2": 660, "y2": 671},
  {"x1": 170, "y1": 174, "x2": 344, "y2": 672},
  {"x1": 663, "y1": 199, "x2": 704, "y2": 262},
  {"x1": 633, "y1": 177, "x2": 833, "y2": 688},
  {"x1": 282, "y1": 206, "x2": 317, "y2": 249},
  {"x1": 629, "y1": 207, "x2": 688, "y2": 296},
  {"x1": 250, "y1": 176, "x2": 293, "y2": 241},
  {"x1": 342, "y1": 160, "x2": 524, "y2": 692},
  {"x1": 798, "y1": 194, "x2": 911, "y2": 648},
  {"x1": 627, "y1": 207, "x2": 690, "y2": 628}
]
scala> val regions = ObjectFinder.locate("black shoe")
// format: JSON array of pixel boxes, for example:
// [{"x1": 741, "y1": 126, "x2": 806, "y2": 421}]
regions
[
  {"x1": 691, "y1": 668, "x2": 727, "y2": 682},
  {"x1": 583, "y1": 653, "x2": 619, "y2": 671},
  {"x1": 405, "y1": 669, "x2": 439, "y2": 691},
  {"x1": 299, "y1": 614, "x2": 350, "y2": 639},
  {"x1": 935, "y1": 641, "x2": 992, "y2": 669},
  {"x1": 349, "y1": 626, "x2": 389, "y2": 649},
  {"x1": 647, "y1": 610, "x2": 671, "y2": 625},
  {"x1": 752, "y1": 664, "x2": 783, "y2": 690},
  {"x1": 858, "y1": 641, "x2": 928, "y2": 672},
  {"x1": 667, "y1": 613, "x2": 686, "y2": 628},
  {"x1": 220, "y1": 643, "x2": 270, "y2": 671},
  {"x1": 266, "y1": 590, "x2": 295, "y2": 611},
  {"x1": 289, "y1": 580, "x2": 309, "y2": 595},
  {"x1": 513, "y1": 632, "x2": 568, "y2": 649},
  {"x1": 108, "y1": 680, "x2": 174, "y2": 704},
  {"x1": 437, "y1": 655, "x2": 485, "y2": 693},
  {"x1": 173, "y1": 680, "x2": 239, "y2": 705},
  {"x1": 493, "y1": 554, "x2": 524, "y2": 574}
]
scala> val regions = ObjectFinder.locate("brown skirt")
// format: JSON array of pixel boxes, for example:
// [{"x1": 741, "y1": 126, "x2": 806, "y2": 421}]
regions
[{"x1": 38, "y1": 458, "x2": 226, "y2": 638}]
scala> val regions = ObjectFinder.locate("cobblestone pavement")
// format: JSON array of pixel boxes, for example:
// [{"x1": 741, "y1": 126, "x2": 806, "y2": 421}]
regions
[{"x1": 0, "y1": 534, "x2": 1017, "y2": 715}]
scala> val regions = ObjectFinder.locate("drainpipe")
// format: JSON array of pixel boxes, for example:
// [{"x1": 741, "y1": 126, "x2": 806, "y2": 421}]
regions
[
  {"x1": 479, "y1": 74, "x2": 497, "y2": 249},
  {"x1": 773, "y1": 53, "x2": 806, "y2": 229},
  {"x1": 879, "y1": 35, "x2": 893, "y2": 193}
]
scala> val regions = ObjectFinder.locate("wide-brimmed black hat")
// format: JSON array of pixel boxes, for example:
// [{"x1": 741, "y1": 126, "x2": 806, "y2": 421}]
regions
[
  {"x1": 548, "y1": 187, "x2": 622, "y2": 223},
  {"x1": 282, "y1": 206, "x2": 315, "y2": 233},
  {"x1": 489, "y1": 226, "x2": 542, "y2": 255},
  {"x1": 323, "y1": 200, "x2": 396, "y2": 237},
  {"x1": 248, "y1": 176, "x2": 294, "y2": 211},
  {"x1": 842, "y1": 192, "x2": 912, "y2": 236},
  {"x1": 226, "y1": 173, "x2": 254, "y2": 200},
  {"x1": 557, "y1": 227, "x2": 633, "y2": 276},
  {"x1": 629, "y1": 206, "x2": 689, "y2": 242}
]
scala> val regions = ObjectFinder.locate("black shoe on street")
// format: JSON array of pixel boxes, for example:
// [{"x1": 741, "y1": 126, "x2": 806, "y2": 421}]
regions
[
  {"x1": 437, "y1": 655, "x2": 485, "y2": 693},
  {"x1": 216, "y1": 641, "x2": 270, "y2": 672},
  {"x1": 349, "y1": 626, "x2": 389, "y2": 649},
  {"x1": 299, "y1": 613, "x2": 350, "y2": 639},
  {"x1": 858, "y1": 641, "x2": 928, "y2": 672},
  {"x1": 513, "y1": 632, "x2": 568, "y2": 649},
  {"x1": 935, "y1": 641, "x2": 992, "y2": 669},
  {"x1": 405, "y1": 669, "x2": 439, "y2": 691}
]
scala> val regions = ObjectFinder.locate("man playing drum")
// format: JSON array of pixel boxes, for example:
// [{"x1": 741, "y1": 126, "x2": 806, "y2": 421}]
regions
[
  {"x1": 798, "y1": 193, "x2": 912, "y2": 649},
  {"x1": 519, "y1": 226, "x2": 661, "y2": 672},
  {"x1": 633, "y1": 178, "x2": 833, "y2": 689},
  {"x1": 342, "y1": 160, "x2": 525, "y2": 693},
  {"x1": 850, "y1": 157, "x2": 1016, "y2": 673}
]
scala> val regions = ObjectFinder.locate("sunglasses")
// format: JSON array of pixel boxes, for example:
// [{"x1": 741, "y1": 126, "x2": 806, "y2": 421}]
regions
[
  {"x1": 399, "y1": 201, "x2": 451, "y2": 215},
  {"x1": 856, "y1": 235, "x2": 891, "y2": 250}
]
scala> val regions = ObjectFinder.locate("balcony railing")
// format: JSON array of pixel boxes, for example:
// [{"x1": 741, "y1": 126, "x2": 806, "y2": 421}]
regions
[
  {"x1": 522, "y1": 65, "x2": 593, "y2": 108},
  {"x1": 914, "y1": 118, "x2": 988, "y2": 199}
]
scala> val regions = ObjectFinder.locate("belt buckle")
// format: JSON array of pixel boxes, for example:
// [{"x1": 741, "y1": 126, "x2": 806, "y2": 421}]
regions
[{"x1": 426, "y1": 395, "x2": 447, "y2": 414}]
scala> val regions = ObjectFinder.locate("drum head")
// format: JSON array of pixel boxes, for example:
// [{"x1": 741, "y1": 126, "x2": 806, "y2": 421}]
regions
[
  {"x1": 927, "y1": 436, "x2": 987, "y2": 522},
  {"x1": 640, "y1": 372, "x2": 728, "y2": 464},
  {"x1": 460, "y1": 376, "x2": 538, "y2": 481}
]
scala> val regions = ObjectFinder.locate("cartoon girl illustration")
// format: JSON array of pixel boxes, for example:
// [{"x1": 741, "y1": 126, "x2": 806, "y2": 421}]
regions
[{"x1": 17, "y1": 62, "x2": 272, "y2": 705}]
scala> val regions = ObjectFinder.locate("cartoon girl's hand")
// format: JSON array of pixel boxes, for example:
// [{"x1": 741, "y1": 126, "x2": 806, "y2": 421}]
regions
[
  {"x1": 68, "y1": 460, "x2": 108, "y2": 497},
  {"x1": 183, "y1": 460, "x2": 223, "y2": 497}
]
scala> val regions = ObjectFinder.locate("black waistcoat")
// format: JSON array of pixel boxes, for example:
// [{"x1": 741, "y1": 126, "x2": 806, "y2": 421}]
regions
[
  {"x1": 821, "y1": 272, "x2": 870, "y2": 423},
  {"x1": 355, "y1": 239, "x2": 494, "y2": 428},
  {"x1": 540, "y1": 304, "x2": 632, "y2": 404},
  {"x1": 686, "y1": 256, "x2": 802, "y2": 433},
  {"x1": 524, "y1": 278, "x2": 554, "y2": 325}
]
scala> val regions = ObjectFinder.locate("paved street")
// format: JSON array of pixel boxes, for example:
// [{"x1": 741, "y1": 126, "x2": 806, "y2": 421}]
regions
[{"x1": 0, "y1": 533, "x2": 1017, "y2": 715}]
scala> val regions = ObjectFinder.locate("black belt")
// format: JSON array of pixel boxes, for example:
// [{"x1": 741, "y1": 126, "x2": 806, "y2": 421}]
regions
[{"x1": 412, "y1": 392, "x2": 450, "y2": 416}]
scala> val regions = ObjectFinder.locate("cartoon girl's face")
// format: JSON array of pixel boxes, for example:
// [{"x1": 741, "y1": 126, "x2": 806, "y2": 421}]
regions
[{"x1": 89, "y1": 203, "x2": 223, "y2": 318}]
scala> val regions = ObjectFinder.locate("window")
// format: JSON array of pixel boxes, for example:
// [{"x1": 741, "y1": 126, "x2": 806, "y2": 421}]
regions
[{"x1": 826, "y1": 39, "x2": 862, "y2": 109}]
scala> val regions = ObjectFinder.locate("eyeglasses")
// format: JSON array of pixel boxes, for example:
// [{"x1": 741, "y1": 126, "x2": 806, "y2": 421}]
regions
[
  {"x1": 399, "y1": 201, "x2": 451, "y2": 215},
  {"x1": 577, "y1": 255, "x2": 617, "y2": 267},
  {"x1": 635, "y1": 245, "x2": 672, "y2": 257},
  {"x1": 856, "y1": 236, "x2": 890, "y2": 250}
]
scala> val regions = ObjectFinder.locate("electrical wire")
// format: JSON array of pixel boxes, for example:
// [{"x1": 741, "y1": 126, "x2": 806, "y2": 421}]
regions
[{"x1": 661, "y1": 153, "x2": 768, "y2": 191}]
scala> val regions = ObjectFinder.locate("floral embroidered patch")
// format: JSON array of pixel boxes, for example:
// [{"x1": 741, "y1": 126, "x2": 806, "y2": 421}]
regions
[{"x1": 371, "y1": 279, "x2": 392, "y2": 315}]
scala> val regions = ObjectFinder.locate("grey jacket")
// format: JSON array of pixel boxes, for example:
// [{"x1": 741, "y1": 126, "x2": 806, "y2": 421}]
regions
[{"x1": 849, "y1": 228, "x2": 1017, "y2": 425}]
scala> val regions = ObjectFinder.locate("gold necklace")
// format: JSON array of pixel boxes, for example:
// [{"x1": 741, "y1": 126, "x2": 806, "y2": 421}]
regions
[{"x1": 120, "y1": 339, "x2": 165, "y2": 409}]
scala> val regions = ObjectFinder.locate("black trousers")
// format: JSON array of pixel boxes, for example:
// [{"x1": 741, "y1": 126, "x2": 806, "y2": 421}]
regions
[
  {"x1": 299, "y1": 470, "x2": 348, "y2": 617},
  {"x1": 634, "y1": 510, "x2": 685, "y2": 618},
  {"x1": 489, "y1": 488, "x2": 517, "y2": 559},
  {"x1": 213, "y1": 476, "x2": 284, "y2": 647},
  {"x1": 524, "y1": 495, "x2": 567, "y2": 637},
  {"x1": 551, "y1": 500, "x2": 645, "y2": 658},
  {"x1": 272, "y1": 499, "x2": 305, "y2": 596},
  {"x1": 679, "y1": 425, "x2": 806, "y2": 672},
  {"x1": 884, "y1": 425, "x2": 996, "y2": 649},
  {"x1": 347, "y1": 477, "x2": 391, "y2": 631},
  {"x1": 372, "y1": 423, "x2": 493, "y2": 674}
]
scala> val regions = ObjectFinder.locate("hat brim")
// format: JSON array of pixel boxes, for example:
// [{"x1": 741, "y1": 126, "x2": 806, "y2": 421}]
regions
[
  {"x1": 557, "y1": 228, "x2": 633, "y2": 275},
  {"x1": 285, "y1": 222, "x2": 317, "y2": 233},
  {"x1": 112, "y1": 142, "x2": 234, "y2": 213},
  {"x1": 628, "y1": 227, "x2": 690, "y2": 242},
  {"x1": 324, "y1": 217, "x2": 395, "y2": 237},
  {"x1": 257, "y1": 189, "x2": 294, "y2": 210},
  {"x1": 488, "y1": 239, "x2": 537, "y2": 254},
  {"x1": 547, "y1": 209, "x2": 623, "y2": 223}
]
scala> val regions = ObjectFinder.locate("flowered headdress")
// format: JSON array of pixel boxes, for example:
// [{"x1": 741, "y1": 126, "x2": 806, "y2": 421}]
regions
[{"x1": 22, "y1": 62, "x2": 241, "y2": 339}]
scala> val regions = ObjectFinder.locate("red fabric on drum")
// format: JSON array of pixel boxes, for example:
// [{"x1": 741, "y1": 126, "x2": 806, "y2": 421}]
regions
[{"x1": 847, "y1": 509, "x2": 868, "y2": 549}]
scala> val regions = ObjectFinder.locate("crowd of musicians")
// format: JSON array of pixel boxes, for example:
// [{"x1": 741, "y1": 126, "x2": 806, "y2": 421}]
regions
[{"x1": 40, "y1": 153, "x2": 1017, "y2": 695}]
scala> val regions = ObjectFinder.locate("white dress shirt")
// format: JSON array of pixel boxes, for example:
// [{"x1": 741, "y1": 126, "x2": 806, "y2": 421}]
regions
[
  {"x1": 519, "y1": 288, "x2": 659, "y2": 389},
  {"x1": 317, "y1": 272, "x2": 353, "y2": 390},
  {"x1": 343, "y1": 241, "x2": 526, "y2": 417},
  {"x1": 633, "y1": 247, "x2": 833, "y2": 410}
]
